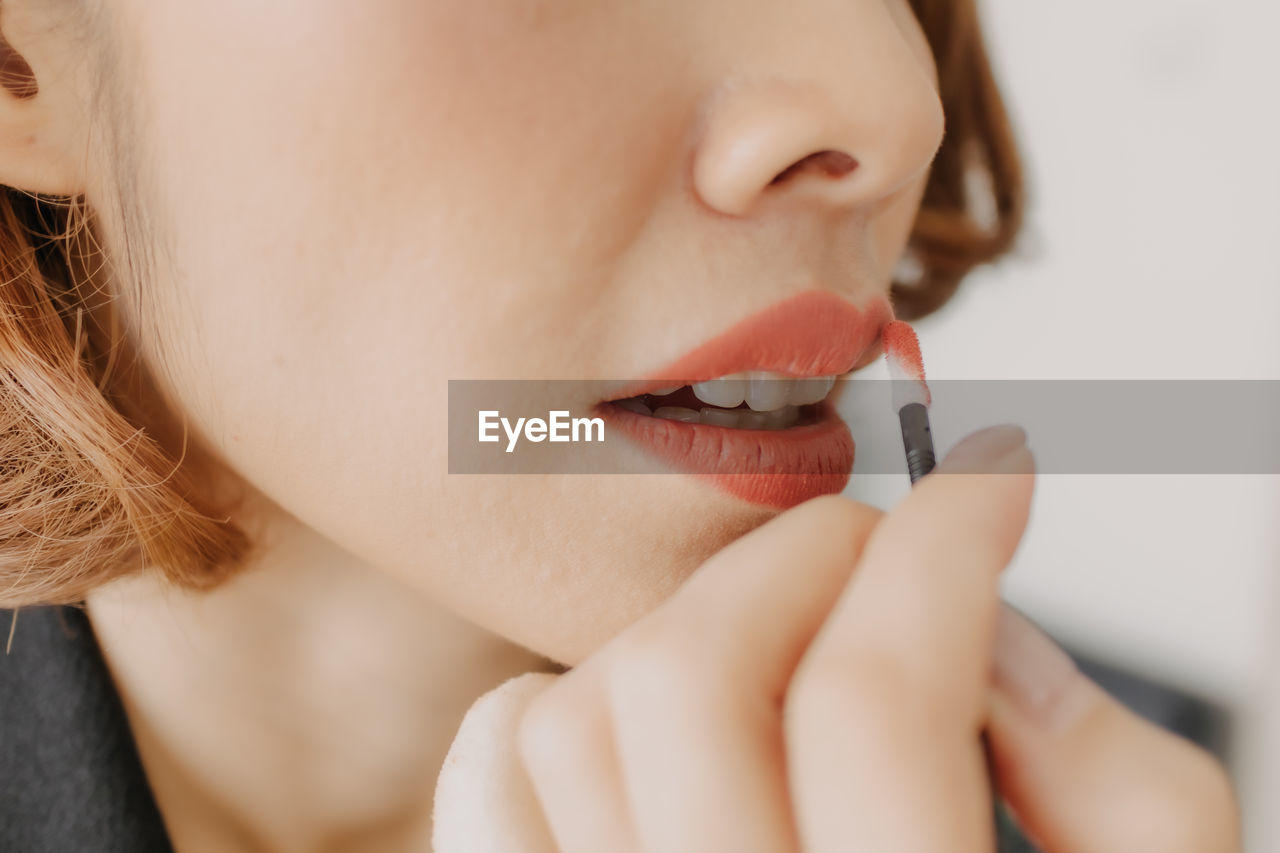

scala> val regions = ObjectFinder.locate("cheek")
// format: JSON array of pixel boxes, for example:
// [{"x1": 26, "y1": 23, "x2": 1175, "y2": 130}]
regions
[
  {"x1": 113, "y1": 0, "x2": 718, "y2": 608},
  {"x1": 126, "y1": 0, "x2": 690, "y2": 406},
  {"x1": 108, "y1": 0, "x2": 936, "y2": 657}
]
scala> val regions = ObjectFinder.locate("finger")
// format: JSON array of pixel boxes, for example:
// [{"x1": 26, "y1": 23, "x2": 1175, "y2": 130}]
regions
[
  {"x1": 603, "y1": 494, "x2": 885, "y2": 853},
  {"x1": 518, "y1": 667, "x2": 638, "y2": 853},
  {"x1": 786, "y1": 425, "x2": 1035, "y2": 853},
  {"x1": 987, "y1": 605, "x2": 1242, "y2": 853}
]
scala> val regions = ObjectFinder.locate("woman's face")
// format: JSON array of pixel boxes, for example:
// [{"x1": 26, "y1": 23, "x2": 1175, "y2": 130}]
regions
[{"x1": 86, "y1": 0, "x2": 944, "y2": 664}]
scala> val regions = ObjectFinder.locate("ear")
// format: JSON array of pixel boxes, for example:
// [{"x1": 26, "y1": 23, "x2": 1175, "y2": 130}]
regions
[{"x1": 0, "y1": 3, "x2": 88, "y2": 196}]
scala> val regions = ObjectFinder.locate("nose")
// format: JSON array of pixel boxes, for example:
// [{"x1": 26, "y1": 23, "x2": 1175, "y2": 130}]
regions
[{"x1": 691, "y1": 3, "x2": 946, "y2": 218}]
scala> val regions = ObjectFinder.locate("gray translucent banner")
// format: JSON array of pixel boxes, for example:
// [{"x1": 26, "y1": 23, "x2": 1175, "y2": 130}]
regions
[{"x1": 448, "y1": 379, "x2": 1280, "y2": 475}]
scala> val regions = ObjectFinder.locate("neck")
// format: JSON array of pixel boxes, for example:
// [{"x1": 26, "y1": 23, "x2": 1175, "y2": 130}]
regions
[{"x1": 86, "y1": 497, "x2": 551, "y2": 853}]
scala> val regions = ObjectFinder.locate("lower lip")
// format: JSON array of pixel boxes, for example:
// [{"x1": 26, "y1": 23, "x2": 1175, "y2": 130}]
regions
[{"x1": 598, "y1": 401, "x2": 854, "y2": 509}]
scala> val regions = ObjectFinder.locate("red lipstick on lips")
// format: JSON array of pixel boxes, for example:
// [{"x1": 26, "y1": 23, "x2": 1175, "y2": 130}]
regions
[{"x1": 599, "y1": 290, "x2": 892, "y2": 509}]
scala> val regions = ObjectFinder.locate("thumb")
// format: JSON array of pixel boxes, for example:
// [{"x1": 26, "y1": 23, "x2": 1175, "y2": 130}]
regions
[{"x1": 986, "y1": 606, "x2": 1241, "y2": 853}]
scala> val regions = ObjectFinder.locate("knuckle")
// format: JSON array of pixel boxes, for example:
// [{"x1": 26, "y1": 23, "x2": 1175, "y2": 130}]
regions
[
  {"x1": 786, "y1": 648, "x2": 948, "y2": 737},
  {"x1": 607, "y1": 625, "x2": 714, "y2": 705}
]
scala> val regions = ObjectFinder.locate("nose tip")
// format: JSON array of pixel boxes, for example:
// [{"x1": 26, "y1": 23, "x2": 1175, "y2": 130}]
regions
[
  {"x1": 692, "y1": 76, "x2": 944, "y2": 218},
  {"x1": 690, "y1": 0, "x2": 947, "y2": 223}
]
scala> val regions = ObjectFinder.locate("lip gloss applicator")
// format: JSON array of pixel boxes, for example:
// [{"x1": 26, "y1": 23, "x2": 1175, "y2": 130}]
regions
[
  {"x1": 881, "y1": 319, "x2": 1024, "y2": 853},
  {"x1": 881, "y1": 321, "x2": 936, "y2": 482}
]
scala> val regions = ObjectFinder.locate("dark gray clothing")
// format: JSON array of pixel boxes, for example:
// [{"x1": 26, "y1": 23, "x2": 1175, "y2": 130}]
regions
[{"x1": 0, "y1": 606, "x2": 173, "y2": 853}]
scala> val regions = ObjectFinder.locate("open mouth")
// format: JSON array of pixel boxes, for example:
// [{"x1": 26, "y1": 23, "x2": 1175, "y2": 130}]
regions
[
  {"x1": 606, "y1": 372, "x2": 838, "y2": 430},
  {"x1": 593, "y1": 289, "x2": 889, "y2": 509}
]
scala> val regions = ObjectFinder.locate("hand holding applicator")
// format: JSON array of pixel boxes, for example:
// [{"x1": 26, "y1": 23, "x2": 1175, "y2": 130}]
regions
[{"x1": 882, "y1": 319, "x2": 1026, "y2": 853}]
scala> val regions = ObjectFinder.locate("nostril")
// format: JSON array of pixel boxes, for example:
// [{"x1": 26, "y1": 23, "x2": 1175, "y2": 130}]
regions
[{"x1": 768, "y1": 150, "x2": 858, "y2": 186}]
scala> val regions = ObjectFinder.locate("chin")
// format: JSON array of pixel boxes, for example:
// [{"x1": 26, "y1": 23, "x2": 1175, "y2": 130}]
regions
[{"x1": 460, "y1": 472, "x2": 784, "y2": 667}]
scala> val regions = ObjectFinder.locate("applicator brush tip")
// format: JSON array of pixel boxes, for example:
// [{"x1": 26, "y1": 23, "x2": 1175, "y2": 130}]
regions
[{"x1": 882, "y1": 320, "x2": 932, "y2": 410}]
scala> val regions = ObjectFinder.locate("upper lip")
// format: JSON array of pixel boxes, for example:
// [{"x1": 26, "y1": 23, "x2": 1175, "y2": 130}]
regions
[{"x1": 605, "y1": 289, "x2": 892, "y2": 401}]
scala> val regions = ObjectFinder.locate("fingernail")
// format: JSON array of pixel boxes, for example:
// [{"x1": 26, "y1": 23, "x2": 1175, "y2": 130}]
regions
[
  {"x1": 937, "y1": 424, "x2": 1028, "y2": 474},
  {"x1": 991, "y1": 604, "x2": 1085, "y2": 731}
]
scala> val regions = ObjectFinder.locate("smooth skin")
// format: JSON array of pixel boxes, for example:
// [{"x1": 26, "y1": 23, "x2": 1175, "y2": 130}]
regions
[
  {"x1": 513, "y1": 427, "x2": 1240, "y2": 853},
  {"x1": 0, "y1": 1, "x2": 1241, "y2": 850}
]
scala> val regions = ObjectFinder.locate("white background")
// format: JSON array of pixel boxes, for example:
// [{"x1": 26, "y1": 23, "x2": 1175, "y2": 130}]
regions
[{"x1": 843, "y1": 1, "x2": 1280, "y2": 847}]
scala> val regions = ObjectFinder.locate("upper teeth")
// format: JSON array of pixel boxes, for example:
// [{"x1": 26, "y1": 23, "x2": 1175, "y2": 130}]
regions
[{"x1": 690, "y1": 372, "x2": 836, "y2": 411}]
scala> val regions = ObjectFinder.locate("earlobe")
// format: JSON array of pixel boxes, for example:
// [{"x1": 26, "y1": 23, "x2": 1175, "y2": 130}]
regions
[{"x1": 0, "y1": 10, "x2": 88, "y2": 196}]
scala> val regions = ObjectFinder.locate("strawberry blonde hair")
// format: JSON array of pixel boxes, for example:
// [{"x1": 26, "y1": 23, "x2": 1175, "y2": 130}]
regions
[{"x1": 0, "y1": 0, "x2": 1022, "y2": 607}]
